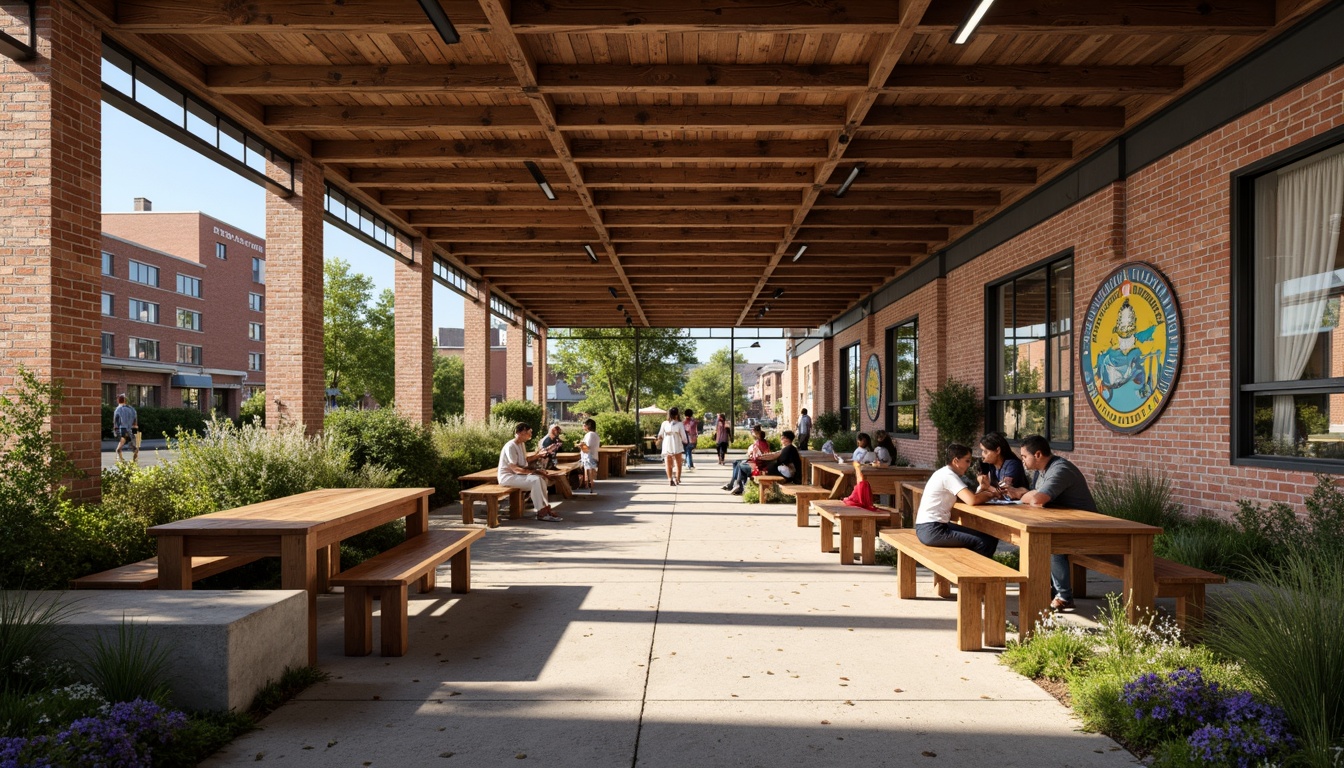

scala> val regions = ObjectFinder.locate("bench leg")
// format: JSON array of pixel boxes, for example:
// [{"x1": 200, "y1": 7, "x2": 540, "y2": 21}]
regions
[
  {"x1": 461, "y1": 497, "x2": 476, "y2": 525},
  {"x1": 317, "y1": 543, "x2": 338, "y2": 593},
  {"x1": 486, "y1": 497, "x2": 499, "y2": 528},
  {"x1": 897, "y1": 551, "x2": 918, "y2": 598},
  {"x1": 1175, "y1": 585, "x2": 1205, "y2": 637},
  {"x1": 380, "y1": 585, "x2": 409, "y2": 657},
  {"x1": 820, "y1": 515, "x2": 835, "y2": 553},
  {"x1": 1071, "y1": 562, "x2": 1089, "y2": 599},
  {"x1": 934, "y1": 574, "x2": 952, "y2": 599},
  {"x1": 984, "y1": 583, "x2": 1006, "y2": 648},
  {"x1": 796, "y1": 498, "x2": 809, "y2": 527},
  {"x1": 344, "y1": 586, "x2": 373, "y2": 656},
  {"x1": 958, "y1": 581, "x2": 985, "y2": 651},
  {"x1": 839, "y1": 519, "x2": 857, "y2": 564},
  {"x1": 554, "y1": 474, "x2": 574, "y2": 499},
  {"x1": 509, "y1": 489, "x2": 524, "y2": 519},
  {"x1": 450, "y1": 547, "x2": 471, "y2": 594},
  {"x1": 757, "y1": 481, "x2": 769, "y2": 504},
  {"x1": 859, "y1": 519, "x2": 876, "y2": 565}
]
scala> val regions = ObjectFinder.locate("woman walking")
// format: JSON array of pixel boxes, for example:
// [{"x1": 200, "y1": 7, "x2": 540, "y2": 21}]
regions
[
  {"x1": 714, "y1": 413, "x2": 730, "y2": 465},
  {"x1": 657, "y1": 407, "x2": 688, "y2": 485}
]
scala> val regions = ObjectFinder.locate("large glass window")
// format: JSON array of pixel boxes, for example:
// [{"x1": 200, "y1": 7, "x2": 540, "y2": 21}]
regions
[
  {"x1": 215, "y1": 242, "x2": 227, "y2": 260},
  {"x1": 839, "y1": 343, "x2": 861, "y2": 431},
  {"x1": 101, "y1": 383, "x2": 117, "y2": 406},
  {"x1": 129, "y1": 299, "x2": 159, "y2": 324},
  {"x1": 102, "y1": 252, "x2": 113, "y2": 276},
  {"x1": 127, "y1": 260, "x2": 158, "y2": 287},
  {"x1": 252, "y1": 257, "x2": 265, "y2": 284},
  {"x1": 248, "y1": 322, "x2": 263, "y2": 341},
  {"x1": 1236, "y1": 141, "x2": 1344, "y2": 463},
  {"x1": 102, "y1": 293, "x2": 114, "y2": 316},
  {"x1": 177, "y1": 343, "x2": 202, "y2": 365},
  {"x1": 180, "y1": 387, "x2": 206, "y2": 411},
  {"x1": 177, "y1": 274, "x2": 201, "y2": 297},
  {"x1": 988, "y1": 255, "x2": 1074, "y2": 446},
  {"x1": 129, "y1": 337, "x2": 159, "y2": 361},
  {"x1": 885, "y1": 319, "x2": 918, "y2": 436},
  {"x1": 177, "y1": 309, "x2": 202, "y2": 332},
  {"x1": 248, "y1": 352, "x2": 263, "y2": 372},
  {"x1": 101, "y1": 333, "x2": 114, "y2": 357},
  {"x1": 126, "y1": 385, "x2": 158, "y2": 408},
  {"x1": 249, "y1": 292, "x2": 264, "y2": 312}
]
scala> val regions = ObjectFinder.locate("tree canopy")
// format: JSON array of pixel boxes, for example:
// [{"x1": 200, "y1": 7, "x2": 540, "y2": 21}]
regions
[
  {"x1": 432, "y1": 353, "x2": 464, "y2": 421},
  {"x1": 324, "y1": 257, "x2": 395, "y2": 408},
  {"x1": 552, "y1": 328, "x2": 696, "y2": 413},
  {"x1": 681, "y1": 348, "x2": 749, "y2": 423}
]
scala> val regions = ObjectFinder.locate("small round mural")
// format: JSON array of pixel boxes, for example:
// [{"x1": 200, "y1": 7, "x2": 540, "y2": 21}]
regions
[
  {"x1": 1080, "y1": 262, "x2": 1183, "y2": 434},
  {"x1": 864, "y1": 354, "x2": 882, "y2": 422}
]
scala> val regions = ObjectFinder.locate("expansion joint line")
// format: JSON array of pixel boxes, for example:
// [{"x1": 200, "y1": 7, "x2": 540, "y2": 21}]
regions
[{"x1": 629, "y1": 477, "x2": 676, "y2": 767}]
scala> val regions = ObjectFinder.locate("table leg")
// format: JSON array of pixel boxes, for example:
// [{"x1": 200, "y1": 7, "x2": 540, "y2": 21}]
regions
[
  {"x1": 839, "y1": 519, "x2": 856, "y2": 564},
  {"x1": 316, "y1": 544, "x2": 338, "y2": 593},
  {"x1": 984, "y1": 583, "x2": 1006, "y2": 647},
  {"x1": 958, "y1": 581, "x2": 985, "y2": 651},
  {"x1": 597, "y1": 456, "x2": 610, "y2": 480},
  {"x1": 450, "y1": 548, "x2": 471, "y2": 594},
  {"x1": 1124, "y1": 534, "x2": 1156, "y2": 623},
  {"x1": 819, "y1": 514, "x2": 834, "y2": 552},
  {"x1": 860, "y1": 519, "x2": 876, "y2": 565},
  {"x1": 407, "y1": 496, "x2": 433, "y2": 593},
  {"x1": 1018, "y1": 532, "x2": 1052, "y2": 640},
  {"x1": 344, "y1": 586, "x2": 372, "y2": 656},
  {"x1": 281, "y1": 533, "x2": 319, "y2": 665},
  {"x1": 796, "y1": 497, "x2": 809, "y2": 527},
  {"x1": 156, "y1": 535, "x2": 191, "y2": 590},
  {"x1": 897, "y1": 551, "x2": 917, "y2": 598}
]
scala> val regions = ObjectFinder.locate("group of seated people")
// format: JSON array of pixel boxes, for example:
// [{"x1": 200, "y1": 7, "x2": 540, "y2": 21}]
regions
[
  {"x1": 721, "y1": 426, "x2": 802, "y2": 495},
  {"x1": 915, "y1": 432, "x2": 1096, "y2": 611},
  {"x1": 495, "y1": 420, "x2": 602, "y2": 523}
]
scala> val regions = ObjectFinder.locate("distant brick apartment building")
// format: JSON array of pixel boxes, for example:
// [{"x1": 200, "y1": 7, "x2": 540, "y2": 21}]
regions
[
  {"x1": 99, "y1": 200, "x2": 266, "y2": 418},
  {"x1": 435, "y1": 326, "x2": 532, "y2": 406}
]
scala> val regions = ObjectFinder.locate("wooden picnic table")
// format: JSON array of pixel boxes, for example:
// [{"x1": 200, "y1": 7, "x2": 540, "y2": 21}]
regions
[
  {"x1": 147, "y1": 487, "x2": 433, "y2": 664},
  {"x1": 808, "y1": 462, "x2": 932, "y2": 523},
  {"x1": 597, "y1": 445, "x2": 629, "y2": 479},
  {"x1": 607, "y1": 444, "x2": 638, "y2": 475},
  {"x1": 906, "y1": 483, "x2": 1161, "y2": 637}
]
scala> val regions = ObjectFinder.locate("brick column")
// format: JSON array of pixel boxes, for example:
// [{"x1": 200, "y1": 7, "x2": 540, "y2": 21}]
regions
[
  {"x1": 463, "y1": 286, "x2": 492, "y2": 421},
  {"x1": 265, "y1": 157, "x2": 324, "y2": 433},
  {"x1": 0, "y1": 2, "x2": 103, "y2": 499},
  {"x1": 394, "y1": 238, "x2": 432, "y2": 424},
  {"x1": 818, "y1": 336, "x2": 837, "y2": 414},
  {"x1": 534, "y1": 329, "x2": 548, "y2": 420},
  {"x1": 505, "y1": 317, "x2": 527, "y2": 403},
  {"x1": 786, "y1": 344, "x2": 799, "y2": 430}
]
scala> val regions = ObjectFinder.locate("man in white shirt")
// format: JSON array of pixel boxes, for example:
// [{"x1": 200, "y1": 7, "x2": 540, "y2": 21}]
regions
[
  {"x1": 796, "y1": 408, "x2": 812, "y2": 451},
  {"x1": 913, "y1": 443, "x2": 999, "y2": 559},
  {"x1": 497, "y1": 423, "x2": 560, "y2": 522}
]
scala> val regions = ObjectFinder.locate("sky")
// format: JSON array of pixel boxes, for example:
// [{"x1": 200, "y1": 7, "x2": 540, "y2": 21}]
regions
[{"x1": 100, "y1": 103, "x2": 788, "y2": 366}]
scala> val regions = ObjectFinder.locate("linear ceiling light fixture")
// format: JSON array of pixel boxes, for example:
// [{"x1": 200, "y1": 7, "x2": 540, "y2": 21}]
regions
[
  {"x1": 952, "y1": 0, "x2": 997, "y2": 45},
  {"x1": 416, "y1": 0, "x2": 461, "y2": 45},
  {"x1": 524, "y1": 161, "x2": 557, "y2": 201},
  {"x1": 834, "y1": 164, "x2": 864, "y2": 198},
  {"x1": 584, "y1": 244, "x2": 599, "y2": 263},
  {"x1": 608, "y1": 286, "x2": 619, "y2": 299},
  {"x1": 792, "y1": 244, "x2": 809, "y2": 263},
  {"x1": 772, "y1": 288, "x2": 785, "y2": 300}
]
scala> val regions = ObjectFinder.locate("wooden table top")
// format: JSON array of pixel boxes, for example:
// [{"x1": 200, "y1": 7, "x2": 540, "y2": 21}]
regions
[
  {"x1": 147, "y1": 488, "x2": 434, "y2": 537},
  {"x1": 598, "y1": 445, "x2": 627, "y2": 453},
  {"x1": 811, "y1": 500, "x2": 891, "y2": 519},
  {"x1": 953, "y1": 501, "x2": 1163, "y2": 535},
  {"x1": 811, "y1": 463, "x2": 930, "y2": 477}
]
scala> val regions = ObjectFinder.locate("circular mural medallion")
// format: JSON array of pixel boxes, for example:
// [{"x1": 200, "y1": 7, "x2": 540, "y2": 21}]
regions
[
  {"x1": 864, "y1": 354, "x2": 882, "y2": 422},
  {"x1": 1080, "y1": 262, "x2": 1183, "y2": 434}
]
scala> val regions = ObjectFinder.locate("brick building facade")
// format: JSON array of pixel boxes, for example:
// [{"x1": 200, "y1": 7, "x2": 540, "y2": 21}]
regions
[
  {"x1": 99, "y1": 204, "x2": 266, "y2": 418},
  {"x1": 435, "y1": 326, "x2": 534, "y2": 407}
]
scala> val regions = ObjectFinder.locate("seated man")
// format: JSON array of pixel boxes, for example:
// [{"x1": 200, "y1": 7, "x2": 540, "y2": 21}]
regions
[
  {"x1": 766, "y1": 430, "x2": 801, "y2": 484},
  {"x1": 1003, "y1": 434, "x2": 1097, "y2": 610},
  {"x1": 498, "y1": 422, "x2": 560, "y2": 522},
  {"x1": 913, "y1": 443, "x2": 1000, "y2": 559}
]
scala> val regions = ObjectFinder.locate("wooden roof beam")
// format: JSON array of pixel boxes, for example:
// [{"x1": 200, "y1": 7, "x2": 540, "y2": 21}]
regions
[
  {"x1": 592, "y1": 191, "x2": 803, "y2": 209},
  {"x1": 883, "y1": 66, "x2": 1184, "y2": 94},
  {"x1": 266, "y1": 105, "x2": 540, "y2": 131},
  {"x1": 846, "y1": 140, "x2": 1072, "y2": 160},
  {"x1": 352, "y1": 168, "x2": 566, "y2": 188},
  {"x1": 608, "y1": 228, "x2": 786, "y2": 242},
  {"x1": 823, "y1": 166, "x2": 1037, "y2": 187},
  {"x1": 803, "y1": 210, "x2": 975, "y2": 227},
  {"x1": 428, "y1": 227, "x2": 597, "y2": 242},
  {"x1": 408, "y1": 210, "x2": 594, "y2": 227},
  {"x1": 603, "y1": 210, "x2": 794, "y2": 227},
  {"x1": 794, "y1": 226, "x2": 949, "y2": 242},
  {"x1": 507, "y1": 0, "x2": 908, "y2": 32},
  {"x1": 382, "y1": 190, "x2": 584, "y2": 209},
  {"x1": 811, "y1": 191, "x2": 1001, "y2": 209},
  {"x1": 313, "y1": 139, "x2": 557, "y2": 163},
  {"x1": 584, "y1": 167, "x2": 815, "y2": 187},
  {"x1": 916, "y1": 0, "x2": 1275, "y2": 35},
  {"x1": 864, "y1": 105, "x2": 1125, "y2": 131},
  {"x1": 573, "y1": 140, "x2": 828, "y2": 162},
  {"x1": 555, "y1": 105, "x2": 846, "y2": 131},
  {"x1": 114, "y1": 0, "x2": 492, "y2": 33}
]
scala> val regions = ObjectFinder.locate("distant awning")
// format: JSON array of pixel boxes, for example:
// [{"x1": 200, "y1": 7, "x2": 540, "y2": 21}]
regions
[{"x1": 170, "y1": 374, "x2": 213, "y2": 388}]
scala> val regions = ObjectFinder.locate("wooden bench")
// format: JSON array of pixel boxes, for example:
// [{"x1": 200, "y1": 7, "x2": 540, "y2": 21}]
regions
[
  {"x1": 753, "y1": 474, "x2": 787, "y2": 503},
  {"x1": 545, "y1": 461, "x2": 582, "y2": 497},
  {"x1": 790, "y1": 476, "x2": 850, "y2": 526},
  {"x1": 331, "y1": 527, "x2": 485, "y2": 657},
  {"x1": 70, "y1": 555, "x2": 261, "y2": 590},
  {"x1": 460, "y1": 484, "x2": 524, "y2": 527},
  {"x1": 814, "y1": 500, "x2": 891, "y2": 565},
  {"x1": 880, "y1": 528, "x2": 1026, "y2": 651},
  {"x1": 460, "y1": 466, "x2": 569, "y2": 502},
  {"x1": 1069, "y1": 553, "x2": 1226, "y2": 632}
]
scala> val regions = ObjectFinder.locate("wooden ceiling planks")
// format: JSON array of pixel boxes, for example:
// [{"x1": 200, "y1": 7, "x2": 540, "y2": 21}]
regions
[{"x1": 87, "y1": 0, "x2": 1329, "y2": 328}]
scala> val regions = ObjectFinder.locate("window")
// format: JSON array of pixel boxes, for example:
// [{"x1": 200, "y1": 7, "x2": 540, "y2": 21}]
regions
[
  {"x1": 885, "y1": 319, "x2": 919, "y2": 436},
  {"x1": 129, "y1": 337, "x2": 159, "y2": 361},
  {"x1": 249, "y1": 292, "x2": 264, "y2": 312},
  {"x1": 102, "y1": 252, "x2": 113, "y2": 276},
  {"x1": 251, "y1": 257, "x2": 265, "y2": 284},
  {"x1": 177, "y1": 309, "x2": 201, "y2": 332},
  {"x1": 248, "y1": 352, "x2": 263, "y2": 372},
  {"x1": 180, "y1": 387, "x2": 206, "y2": 411},
  {"x1": 212, "y1": 389, "x2": 229, "y2": 415},
  {"x1": 177, "y1": 274, "x2": 201, "y2": 297},
  {"x1": 126, "y1": 385, "x2": 158, "y2": 408},
  {"x1": 128, "y1": 299, "x2": 159, "y2": 324},
  {"x1": 101, "y1": 383, "x2": 117, "y2": 406},
  {"x1": 839, "y1": 343, "x2": 861, "y2": 431},
  {"x1": 101, "y1": 332, "x2": 114, "y2": 357},
  {"x1": 1234, "y1": 138, "x2": 1344, "y2": 466},
  {"x1": 988, "y1": 253, "x2": 1074, "y2": 446},
  {"x1": 101, "y1": 292, "x2": 114, "y2": 316},
  {"x1": 176, "y1": 343, "x2": 202, "y2": 365},
  {"x1": 215, "y1": 242, "x2": 227, "y2": 260},
  {"x1": 127, "y1": 260, "x2": 158, "y2": 287},
  {"x1": 248, "y1": 322, "x2": 263, "y2": 341}
]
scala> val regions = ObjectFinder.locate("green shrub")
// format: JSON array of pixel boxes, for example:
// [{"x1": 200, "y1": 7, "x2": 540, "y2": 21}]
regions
[
  {"x1": 741, "y1": 482, "x2": 760, "y2": 503},
  {"x1": 827, "y1": 431, "x2": 858, "y2": 453},
  {"x1": 325, "y1": 408, "x2": 448, "y2": 506},
  {"x1": 992, "y1": 549, "x2": 1020, "y2": 570},
  {"x1": 1153, "y1": 517, "x2": 1256, "y2": 579},
  {"x1": 925, "y1": 378, "x2": 980, "y2": 459},
  {"x1": 596, "y1": 412, "x2": 641, "y2": 448},
  {"x1": 134, "y1": 406, "x2": 209, "y2": 440},
  {"x1": 491, "y1": 399, "x2": 545, "y2": 444},
  {"x1": 430, "y1": 416, "x2": 517, "y2": 503},
  {"x1": 0, "y1": 591, "x2": 73, "y2": 693},
  {"x1": 1001, "y1": 623, "x2": 1095, "y2": 680},
  {"x1": 729, "y1": 432, "x2": 781, "y2": 450},
  {"x1": 239, "y1": 390, "x2": 265, "y2": 426},
  {"x1": 640, "y1": 415, "x2": 664, "y2": 437},
  {"x1": 1206, "y1": 548, "x2": 1344, "y2": 767},
  {"x1": 812, "y1": 411, "x2": 844, "y2": 439},
  {"x1": 83, "y1": 618, "x2": 173, "y2": 704},
  {"x1": 696, "y1": 433, "x2": 717, "y2": 449},
  {"x1": 1093, "y1": 468, "x2": 1184, "y2": 529}
]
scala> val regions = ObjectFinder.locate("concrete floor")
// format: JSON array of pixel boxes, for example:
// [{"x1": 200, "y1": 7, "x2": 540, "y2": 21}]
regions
[{"x1": 203, "y1": 461, "x2": 1140, "y2": 768}]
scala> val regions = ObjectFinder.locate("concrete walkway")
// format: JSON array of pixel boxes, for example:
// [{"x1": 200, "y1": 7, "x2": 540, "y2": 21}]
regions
[{"x1": 205, "y1": 462, "x2": 1138, "y2": 767}]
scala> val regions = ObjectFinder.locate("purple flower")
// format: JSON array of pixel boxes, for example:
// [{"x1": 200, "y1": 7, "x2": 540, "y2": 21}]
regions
[{"x1": 4, "y1": 699, "x2": 188, "y2": 767}]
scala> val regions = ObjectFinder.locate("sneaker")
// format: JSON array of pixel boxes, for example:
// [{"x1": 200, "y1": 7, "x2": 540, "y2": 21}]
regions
[
  {"x1": 1049, "y1": 597, "x2": 1075, "y2": 611},
  {"x1": 731, "y1": 486, "x2": 744, "y2": 495},
  {"x1": 721, "y1": 483, "x2": 733, "y2": 491},
  {"x1": 539, "y1": 514, "x2": 563, "y2": 522}
]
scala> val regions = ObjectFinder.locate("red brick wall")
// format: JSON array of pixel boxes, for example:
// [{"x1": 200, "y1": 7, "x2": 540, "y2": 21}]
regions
[
  {"x1": 264, "y1": 157, "x2": 323, "y2": 433},
  {"x1": 463, "y1": 290, "x2": 492, "y2": 421},
  {"x1": 0, "y1": 1, "x2": 103, "y2": 498},
  {"x1": 394, "y1": 238, "x2": 432, "y2": 424},
  {"x1": 535, "y1": 330, "x2": 548, "y2": 417},
  {"x1": 505, "y1": 320, "x2": 527, "y2": 402}
]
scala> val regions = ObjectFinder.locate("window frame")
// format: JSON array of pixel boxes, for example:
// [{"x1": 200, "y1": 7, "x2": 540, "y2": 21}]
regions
[
  {"x1": 983, "y1": 248, "x2": 1076, "y2": 451},
  {"x1": 838, "y1": 342, "x2": 861, "y2": 432},
  {"x1": 127, "y1": 260, "x2": 159, "y2": 287},
  {"x1": 177, "y1": 308, "x2": 202, "y2": 332},
  {"x1": 101, "y1": 292, "x2": 114, "y2": 317},
  {"x1": 176, "y1": 273, "x2": 201, "y2": 298},
  {"x1": 1230, "y1": 124, "x2": 1344, "y2": 473},
  {"x1": 102, "y1": 251, "x2": 113, "y2": 276},
  {"x1": 884, "y1": 316, "x2": 919, "y2": 438},
  {"x1": 129, "y1": 337, "x2": 159, "y2": 361},
  {"x1": 251, "y1": 257, "x2": 265, "y2": 284},
  {"x1": 216, "y1": 242, "x2": 227, "y2": 260},
  {"x1": 128, "y1": 298, "x2": 159, "y2": 325},
  {"x1": 248, "y1": 292, "x2": 264, "y2": 312},
  {"x1": 176, "y1": 343, "x2": 203, "y2": 365},
  {"x1": 248, "y1": 352, "x2": 263, "y2": 372},
  {"x1": 101, "y1": 332, "x2": 114, "y2": 357},
  {"x1": 248, "y1": 321, "x2": 263, "y2": 341}
]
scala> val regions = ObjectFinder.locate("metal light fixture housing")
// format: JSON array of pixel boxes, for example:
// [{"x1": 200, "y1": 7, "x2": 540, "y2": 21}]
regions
[
  {"x1": 584, "y1": 244, "x2": 599, "y2": 263},
  {"x1": 792, "y1": 244, "x2": 809, "y2": 262},
  {"x1": 952, "y1": 0, "x2": 997, "y2": 45},
  {"x1": 416, "y1": 0, "x2": 461, "y2": 45},
  {"x1": 523, "y1": 161, "x2": 557, "y2": 201}
]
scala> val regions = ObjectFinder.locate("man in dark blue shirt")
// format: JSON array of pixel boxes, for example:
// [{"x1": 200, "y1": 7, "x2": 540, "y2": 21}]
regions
[{"x1": 1005, "y1": 434, "x2": 1097, "y2": 611}]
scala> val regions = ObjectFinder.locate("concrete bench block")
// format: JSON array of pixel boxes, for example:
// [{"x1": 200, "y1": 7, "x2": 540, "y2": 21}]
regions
[{"x1": 28, "y1": 589, "x2": 307, "y2": 713}]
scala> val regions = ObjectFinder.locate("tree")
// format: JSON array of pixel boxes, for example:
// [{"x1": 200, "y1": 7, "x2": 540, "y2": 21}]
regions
[
  {"x1": 324, "y1": 258, "x2": 395, "y2": 408},
  {"x1": 432, "y1": 354, "x2": 464, "y2": 421},
  {"x1": 552, "y1": 328, "x2": 695, "y2": 413},
  {"x1": 682, "y1": 348, "x2": 748, "y2": 422}
]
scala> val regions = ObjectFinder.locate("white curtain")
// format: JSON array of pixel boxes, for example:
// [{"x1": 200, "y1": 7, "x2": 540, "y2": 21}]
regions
[{"x1": 1272, "y1": 151, "x2": 1344, "y2": 442}]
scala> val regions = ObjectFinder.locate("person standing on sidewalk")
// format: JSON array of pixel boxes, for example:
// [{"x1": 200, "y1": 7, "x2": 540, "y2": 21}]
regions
[
  {"x1": 796, "y1": 408, "x2": 812, "y2": 451},
  {"x1": 714, "y1": 413, "x2": 730, "y2": 465},
  {"x1": 682, "y1": 408, "x2": 698, "y2": 471},
  {"x1": 113, "y1": 394, "x2": 139, "y2": 463}
]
